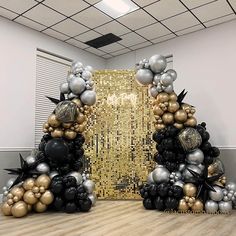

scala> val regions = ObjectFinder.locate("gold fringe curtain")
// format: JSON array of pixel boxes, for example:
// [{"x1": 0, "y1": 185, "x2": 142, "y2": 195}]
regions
[{"x1": 84, "y1": 70, "x2": 155, "y2": 199}]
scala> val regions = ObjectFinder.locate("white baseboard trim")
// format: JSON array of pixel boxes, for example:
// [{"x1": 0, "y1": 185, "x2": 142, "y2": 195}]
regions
[{"x1": 0, "y1": 147, "x2": 34, "y2": 152}]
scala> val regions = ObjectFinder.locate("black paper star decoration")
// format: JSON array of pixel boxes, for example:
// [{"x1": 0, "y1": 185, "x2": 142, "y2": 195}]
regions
[
  {"x1": 4, "y1": 154, "x2": 42, "y2": 188},
  {"x1": 46, "y1": 92, "x2": 65, "y2": 105},
  {"x1": 187, "y1": 165, "x2": 224, "y2": 203},
  {"x1": 177, "y1": 89, "x2": 188, "y2": 105}
]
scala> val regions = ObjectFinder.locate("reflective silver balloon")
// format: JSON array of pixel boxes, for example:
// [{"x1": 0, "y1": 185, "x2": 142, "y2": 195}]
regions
[
  {"x1": 55, "y1": 101, "x2": 78, "y2": 123},
  {"x1": 71, "y1": 61, "x2": 83, "y2": 74},
  {"x1": 205, "y1": 200, "x2": 218, "y2": 213},
  {"x1": 149, "y1": 86, "x2": 159, "y2": 98},
  {"x1": 178, "y1": 163, "x2": 186, "y2": 172},
  {"x1": 174, "y1": 180, "x2": 184, "y2": 188},
  {"x1": 84, "y1": 65, "x2": 94, "y2": 74},
  {"x1": 166, "y1": 69, "x2": 177, "y2": 81},
  {"x1": 209, "y1": 186, "x2": 224, "y2": 202},
  {"x1": 49, "y1": 171, "x2": 59, "y2": 179},
  {"x1": 160, "y1": 73, "x2": 173, "y2": 86},
  {"x1": 83, "y1": 180, "x2": 95, "y2": 194},
  {"x1": 60, "y1": 82, "x2": 69, "y2": 94},
  {"x1": 154, "y1": 74, "x2": 161, "y2": 84},
  {"x1": 6, "y1": 177, "x2": 16, "y2": 189},
  {"x1": 86, "y1": 84, "x2": 93, "y2": 90},
  {"x1": 152, "y1": 166, "x2": 170, "y2": 184},
  {"x1": 69, "y1": 76, "x2": 86, "y2": 95},
  {"x1": 187, "y1": 149, "x2": 204, "y2": 165},
  {"x1": 67, "y1": 171, "x2": 83, "y2": 185},
  {"x1": 182, "y1": 164, "x2": 202, "y2": 183},
  {"x1": 178, "y1": 128, "x2": 202, "y2": 152},
  {"x1": 25, "y1": 155, "x2": 36, "y2": 165},
  {"x1": 147, "y1": 171, "x2": 154, "y2": 184},
  {"x1": 82, "y1": 70, "x2": 92, "y2": 81},
  {"x1": 226, "y1": 182, "x2": 236, "y2": 192},
  {"x1": 80, "y1": 90, "x2": 96, "y2": 106},
  {"x1": 68, "y1": 92, "x2": 77, "y2": 99},
  {"x1": 198, "y1": 163, "x2": 205, "y2": 171},
  {"x1": 219, "y1": 201, "x2": 232, "y2": 213},
  {"x1": 149, "y1": 54, "x2": 167, "y2": 73},
  {"x1": 67, "y1": 73, "x2": 74, "y2": 83},
  {"x1": 36, "y1": 162, "x2": 50, "y2": 174},
  {"x1": 135, "y1": 69, "x2": 153, "y2": 86},
  {"x1": 88, "y1": 193, "x2": 97, "y2": 206},
  {"x1": 163, "y1": 84, "x2": 173, "y2": 93}
]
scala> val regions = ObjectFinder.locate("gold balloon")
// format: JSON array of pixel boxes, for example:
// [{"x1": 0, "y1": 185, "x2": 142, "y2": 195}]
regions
[
  {"x1": 162, "y1": 112, "x2": 174, "y2": 125},
  {"x1": 77, "y1": 124, "x2": 86, "y2": 133},
  {"x1": 157, "y1": 92, "x2": 169, "y2": 103},
  {"x1": 11, "y1": 201, "x2": 28, "y2": 218},
  {"x1": 62, "y1": 122, "x2": 73, "y2": 129},
  {"x1": 32, "y1": 186, "x2": 39, "y2": 193},
  {"x1": 174, "y1": 110, "x2": 187, "y2": 123},
  {"x1": 23, "y1": 190, "x2": 38, "y2": 205},
  {"x1": 43, "y1": 122, "x2": 49, "y2": 129},
  {"x1": 34, "y1": 201, "x2": 47, "y2": 213},
  {"x1": 28, "y1": 204, "x2": 32, "y2": 212},
  {"x1": 11, "y1": 187, "x2": 25, "y2": 199},
  {"x1": 183, "y1": 183, "x2": 197, "y2": 197},
  {"x1": 169, "y1": 92, "x2": 177, "y2": 101},
  {"x1": 178, "y1": 199, "x2": 189, "y2": 212},
  {"x1": 184, "y1": 117, "x2": 197, "y2": 127},
  {"x1": 155, "y1": 123, "x2": 166, "y2": 131},
  {"x1": 1, "y1": 202, "x2": 12, "y2": 216},
  {"x1": 23, "y1": 178, "x2": 35, "y2": 191},
  {"x1": 191, "y1": 200, "x2": 203, "y2": 213},
  {"x1": 64, "y1": 129, "x2": 77, "y2": 139},
  {"x1": 40, "y1": 190, "x2": 54, "y2": 205},
  {"x1": 168, "y1": 101, "x2": 180, "y2": 113},
  {"x1": 208, "y1": 165, "x2": 216, "y2": 176},
  {"x1": 35, "y1": 174, "x2": 51, "y2": 189},
  {"x1": 48, "y1": 114, "x2": 61, "y2": 128},
  {"x1": 72, "y1": 98, "x2": 82, "y2": 107},
  {"x1": 153, "y1": 105, "x2": 164, "y2": 116},
  {"x1": 7, "y1": 199, "x2": 14, "y2": 205},
  {"x1": 181, "y1": 103, "x2": 192, "y2": 111},
  {"x1": 51, "y1": 128, "x2": 64, "y2": 138},
  {"x1": 173, "y1": 122, "x2": 184, "y2": 129},
  {"x1": 76, "y1": 113, "x2": 86, "y2": 124}
]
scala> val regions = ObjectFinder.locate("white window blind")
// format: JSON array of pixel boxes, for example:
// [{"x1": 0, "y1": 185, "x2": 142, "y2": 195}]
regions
[{"x1": 35, "y1": 50, "x2": 72, "y2": 147}]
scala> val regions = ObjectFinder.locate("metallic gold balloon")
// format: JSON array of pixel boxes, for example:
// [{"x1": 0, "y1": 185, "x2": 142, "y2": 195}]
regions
[
  {"x1": 183, "y1": 183, "x2": 197, "y2": 197},
  {"x1": 157, "y1": 92, "x2": 169, "y2": 103},
  {"x1": 174, "y1": 123, "x2": 184, "y2": 129},
  {"x1": 155, "y1": 123, "x2": 166, "y2": 131},
  {"x1": 162, "y1": 112, "x2": 174, "y2": 125},
  {"x1": 168, "y1": 101, "x2": 180, "y2": 113},
  {"x1": 23, "y1": 178, "x2": 35, "y2": 191},
  {"x1": 11, "y1": 201, "x2": 28, "y2": 218},
  {"x1": 184, "y1": 117, "x2": 197, "y2": 127},
  {"x1": 64, "y1": 129, "x2": 77, "y2": 139},
  {"x1": 153, "y1": 105, "x2": 164, "y2": 116},
  {"x1": 62, "y1": 122, "x2": 73, "y2": 129},
  {"x1": 23, "y1": 190, "x2": 38, "y2": 205},
  {"x1": 35, "y1": 175, "x2": 51, "y2": 189},
  {"x1": 72, "y1": 98, "x2": 82, "y2": 107},
  {"x1": 51, "y1": 128, "x2": 64, "y2": 138},
  {"x1": 11, "y1": 187, "x2": 25, "y2": 199},
  {"x1": 43, "y1": 122, "x2": 49, "y2": 129},
  {"x1": 169, "y1": 92, "x2": 177, "y2": 101},
  {"x1": 48, "y1": 114, "x2": 61, "y2": 128},
  {"x1": 191, "y1": 199, "x2": 203, "y2": 213},
  {"x1": 181, "y1": 103, "x2": 192, "y2": 111},
  {"x1": 174, "y1": 110, "x2": 187, "y2": 123},
  {"x1": 40, "y1": 190, "x2": 54, "y2": 205},
  {"x1": 178, "y1": 199, "x2": 189, "y2": 212},
  {"x1": 27, "y1": 204, "x2": 32, "y2": 212},
  {"x1": 7, "y1": 199, "x2": 14, "y2": 205},
  {"x1": 34, "y1": 201, "x2": 47, "y2": 213},
  {"x1": 76, "y1": 113, "x2": 86, "y2": 124},
  {"x1": 1, "y1": 202, "x2": 12, "y2": 216},
  {"x1": 77, "y1": 124, "x2": 86, "y2": 133}
]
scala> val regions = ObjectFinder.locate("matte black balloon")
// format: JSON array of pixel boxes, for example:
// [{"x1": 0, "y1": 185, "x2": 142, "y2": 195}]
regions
[
  {"x1": 75, "y1": 148, "x2": 84, "y2": 158},
  {"x1": 157, "y1": 183, "x2": 170, "y2": 198},
  {"x1": 163, "y1": 150, "x2": 175, "y2": 161},
  {"x1": 154, "y1": 196, "x2": 165, "y2": 211},
  {"x1": 143, "y1": 198, "x2": 155, "y2": 210},
  {"x1": 64, "y1": 187, "x2": 77, "y2": 201},
  {"x1": 60, "y1": 164, "x2": 71, "y2": 175},
  {"x1": 201, "y1": 141, "x2": 212, "y2": 153},
  {"x1": 73, "y1": 160, "x2": 83, "y2": 171},
  {"x1": 78, "y1": 199, "x2": 92, "y2": 212},
  {"x1": 166, "y1": 162, "x2": 179, "y2": 172},
  {"x1": 53, "y1": 196, "x2": 64, "y2": 211},
  {"x1": 168, "y1": 185, "x2": 183, "y2": 199},
  {"x1": 63, "y1": 176, "x2": 77, "y2": 188},
  {"x1": 65, "y1": 202, "x2": 77, "y2": 213},
  {"x1": 204, "y1": 155, "x2": 214, "y2": 165},
  {"x1": 38, "y1": 141, "x2": 46, "y2": 152},
  {"x1": 201, "y1": 131, "x2": 210, "y2": 142},
  {"x1": 152, "y1": 131, "x2": 164, "y2": 143},
  {"x1": 42, "y1": 134, "x2": 52, "y2": 142},
  {"x1": 148, "y1": 184, "x2": 157, "y2": 197},
  {"x1": 210, "y1": 147, "x2": 220, "y2": 157},
  {"x1": 50, "y1": 181, "x2": 63, "y2": 194},
  {"x1": 165, "y1": 197, "x2": 179, "y2": 210}
]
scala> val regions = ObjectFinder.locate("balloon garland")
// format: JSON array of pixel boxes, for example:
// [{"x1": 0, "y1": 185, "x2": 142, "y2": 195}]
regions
[
  {"x1": 136, "y1": 54, "x2": 236, "y2": 214},
  {"x1": 1, "y1": 62, "x2": 96, "y2": 217}
]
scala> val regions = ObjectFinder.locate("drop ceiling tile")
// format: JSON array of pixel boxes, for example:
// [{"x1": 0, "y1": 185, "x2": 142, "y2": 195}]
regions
[
  {"x1": 145, "y1": 0, "x2": 187, "y2": 21},
  {"x1": 117, "y1": 9, "x2": 156, "y2": 30},
  {"x1": 110, "y1": 48, "x2": 131, "y2": 56},
  {"x1": 85, "y1": 0, "x2": 100, "y2": 4},
  {"x1": 95, "y1": 21, "x2": 131, "y2": 36},
  {"x1": 24, "y1": 4, "x2": 66, "y2": 26},
  {"x1": 132, "y1": 0, "x2": 159, "y2": 7},
  {"x1": 43, "y1": 28, "x2": 70, "y2": 41},
  {"x1": 52, "y1": 19, "x2": 89, "y2": 37},
  {"x1": 192, "y1": 0, "x2": 233, "y2": 22},
  {"x1": 15, "y1": 16, "x2": 47, "y2": 31},
  {"x1": 0, "y1": 7, "x2": 18, "y2": 19},
  {"x1": 136, "y1": 22, "x2": 171, "y2": 40},
  {"x1": 0, "y1": 0, "x2": 37, "y2": 14},
  {"x1": 204, "y1": 13, "x2": 236, "y2": 27},
  {"x1": 66, "y1": 38, "x2": 89, "y2": 49},
  {"x1": 85, "y1": 47, "x2": 106, "y2": 56},
  {"x1": 102, "y1": 54, "x2": 113, "y2": 59},
  {"x1": 75, "y1": 30, "x2": 101, "y2": 42},
  {"x1": 72, "y1": 6, "x2": 112, "y2": 29},
  {"x1": 119, "y1": 32, "x2": 146, "y2": 47},
  {"x1": 181, "y1": 0, "x2": 217, "y2": 9},
  {"x1": 162, "y1": 12, "x2": 200, "y2": 32},
  {"x1": 43, "y1": 0, "x2": 89, "y2": 17},
  {"x1": 229, "y1": 0, "x2": 236, "y2": 12},
  {"x1": 99, "y1": 43, "x2": 125, "y2": 53},
  {"x1": 129, "y1": 41, "x2": 152, "y2": 50},
  {"x1": 151, "y1": 33, "x2": 176, "y2": 43},
  {"x1": 176, "y1": 24, "x2": 204, "y2": 36}
]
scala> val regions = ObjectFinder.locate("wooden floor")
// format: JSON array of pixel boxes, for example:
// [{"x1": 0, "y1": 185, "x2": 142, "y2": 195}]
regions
[{"x1": 1, "y1": 201, "x2": 236, "y2": 236}]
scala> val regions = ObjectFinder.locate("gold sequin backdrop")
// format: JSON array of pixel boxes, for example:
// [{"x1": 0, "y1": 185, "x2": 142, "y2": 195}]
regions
[{"x1": 84, "y1": 70, "x2": 155, "y2": 199}]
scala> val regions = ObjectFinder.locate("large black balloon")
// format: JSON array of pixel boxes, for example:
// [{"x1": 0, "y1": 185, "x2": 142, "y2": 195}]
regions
[
  {"x1": 65, "y1": 202, "x2": 77, "y2": 213},
  {"x1": 45, "y1": 138, "x2": 69, "y2": 165},
  {"x1": 50, "y1": 180, "x2": 63, "y2": 194},
  {"x1": 64, "y1": 187, "x2": 77, "y2": 201},
  {"x1": 165, "y1": 197, "x2": 179, "y2": 210},
  {"x1": 53, "y1": 196, "x2": 64, "y2": 211},
  {"x1": 78, "y1": 199, "x2": 92, "y2": 212},
  {"x1": 157, "y1": 183, "x2": 170, "y2": 198},
  {"x1": 143, "y1": 198, "x2": 155, "y2": 210},
  {"x1": 154, "y1": 196, "x2": 165, "y2": 211}
]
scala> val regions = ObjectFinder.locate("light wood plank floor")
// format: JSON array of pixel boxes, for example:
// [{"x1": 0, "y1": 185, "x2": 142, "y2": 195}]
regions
[{"x1": 1, "y1": 200, "x2": 236, "y2": 236}]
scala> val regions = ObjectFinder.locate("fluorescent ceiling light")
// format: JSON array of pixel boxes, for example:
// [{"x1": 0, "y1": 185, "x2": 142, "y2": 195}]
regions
[{"x1": 95, "y1": 0, "x2": 139, "y2": 18}]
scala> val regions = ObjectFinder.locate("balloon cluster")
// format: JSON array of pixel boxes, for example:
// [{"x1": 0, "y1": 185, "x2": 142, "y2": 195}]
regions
[
  {"x1": 136, "y1": 54, "x2": 236, "y2": 214},
  {"x1": 2, "y1": 175, "x2": 53, "y2": 218}
]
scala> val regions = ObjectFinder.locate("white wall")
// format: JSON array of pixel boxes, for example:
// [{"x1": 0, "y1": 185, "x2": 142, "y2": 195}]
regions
[
  {"x1": 106, "y1": 19, "x2": 236, "y2": 148},
  {"x1": 0, "y1": 17, "x2": 105, "y2": 150}
]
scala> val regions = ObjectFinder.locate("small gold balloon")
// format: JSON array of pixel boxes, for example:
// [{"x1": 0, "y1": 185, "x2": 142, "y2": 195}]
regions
[
  {"x1": 181, "y1": 103, "x2": 192, "y2": 111},
  {"x1": 173, "y1": 122, "x2": 184, "y2": 129},
  {"x1": 35, "y1": 193, "x2": 41, "y2": 198},
  {"x1": 7, "y1": 199, "x2": 14, "y2": 205},
  {"x1": 76, "y1": 113, "x2": 86, "y2": 124},
  {"x1": 184, "y1": 117, "x2": 197, "y2": 127},
  {"x1": 48, "y1": 127, "x2": 54, "y2": 132},
  {"x1": 153, "y1": 105, "x2": 164, "y2": 116},
  {"x1": 168, "y1": 101, "x2": 180, "y2": 113},
  {"x1": 72, "y1": 98, "x2": 82, "y2": 107},
  {"x1": 11, "y1": 187, "x2": 25, "y2": 199},
  {"x1": 13, "y1": 196, "x2": 19, "y2": 202},
  {"x1": 7, "y1": 193, "x2": 13, "y2": 199},
  {"x1": 51, "y1": 128, "x2": 64, "y2": 138},
  {"x1": 11, "y1": 201, "x2": 28, "y2": 218},
  {"x1": 208, "y1": 165, "x2": 215, "y2": 175},
  {"x1": 169, "y1": 92, "x2": 177, "y2": 101},
  {"x1": 178, "y1": 199, "x2": 189, "y2": 212},
  {"x1": 32, "y1": 186, "x2": 39, "y2": 193},
  {"x1": 62, "y1": 122, "x2": 73, "y2": 129},
  {"x1": 183, "y1": 183, "x2": 197, "y2": 197},
  {"x1": 1, "y1": 202, "x2": 12, "y2": 216},
  {"x1": 64, "y1": 129, "x2": 77, "y2": 139},
  {"x1": 23, "y1": 178, "x2": 35, "y2": 191},
  {"x1": 43, "y1": 122, "x2": 49, "y2": 129},
  {"x1": 40, "y1": 190, "x2": 54, "y2": 205},
  {"x1": 157, "y1": 92, "x2": 169, "y2": 103},
  {"x1": 39, "y1": 186, "x2": 45, "y2": 193},
  {"x1": 174, "y1": 110, "x2": 187, "y2": 123},
  {"x1": 155, "y1": 123, "x2": 166, "y2": 131},
  {"x1": 191, "y1": 200, "x2": 203, "y2": 213},
  {"x1": 23, "y1": 190, "x2": 38, "y2": 205},
  {"x1": 162, "y1": 112, "x2": 174, "y2": 125},
  {"x1": 48, "y1": 114, "x2": 61, "y2": 128},
  {"x1": 35, "y1": 174, "x2": 51, "y2": 189},
  {"x1": 34, "y1": 201, "x2": 47, "y2": 213}
]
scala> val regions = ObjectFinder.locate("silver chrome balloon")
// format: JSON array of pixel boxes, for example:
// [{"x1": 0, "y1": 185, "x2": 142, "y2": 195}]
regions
[
  {"x1": 60, "y1": 82, "x2": 69, "y2": 94},
  {"x1": 68, "y1": 92, "x2": 77, "y2": 99},
  {"x1": 152, "y1": 166, "x2": 170, "y2": 184},
  {"x1": 84, "y1": 65, "x2": 94, "y2": 74},
  {"x1": 166, "y1": 69, "x2": 177, "y2": 81},
  {"x1": 67, "y1": 171, "x2": 83, "y2": 185},
  {"x1": 163, "y1": 84, "x2": 173, "y2": 93},
  {"x1": 149, "y1": 86, "x2": 159, "y2": 98},
  {"x1": 219, "y1": 201, "x2": 232, "y2": 213},
  {"x1": 186, "y1": 149, "x2": 204, "y2": 165},
  {"x1": 160, "y1": 73, "x2": 173, "y2": 86},
  {"x1": 205, "y1": 200, "x2": 218, "y2": 214},
  {"x1": 149, "y1": 54, "x2": 167, "y2": 73},
  {"x1": 174, "y1": 180, "x2": 184, "y2": 188},
  {"x1": 178, "y1": 163, "x2": 186, "y2": 172},
  {"x1": 49, "y1": 171, "x2": 59, "y2": 179},
  {"x1": 169, "y1": 171, "x2": 182, "y2": 183},
  {"x1": 83, "y1": 180, "x2": 95, "y2": 194},
  {"x1": 36, "y1": 162, "x2": 50, "y2": 174},
  {"x1": 6, "y1": 177, "x2": 16, "y2": 189},
  {"x1": 82, "y1": 70, "x2": 92, "y2": 81},
  {"x1": 154, "y1": 74, "x2": 161, "y2": 84},
  {"x1": 147, "y1": 171, "x2": 154, "y2": 184},
  {"x1": 182, "y1": 164, "x2": 202, "y2": 183},
  {"x1": 135, "y1": 68, "x2": 153, "y2": 86},
  {"x1": 67, "y1": 73, "x2": 74, "y2": 83},
  {"x1": 69, "y1": 76, "x2": 86, "y2": 95},
  {"x1": 88, "y1": 193, "x2": 97, "y2": 206},
  {"x1": 25, "y1": 155, "x2": 36, "y2": 165},
  {"x1": 209, "y1": 186, "x2": 224, "y2": 202},
  {"x1": 80, "y1": 90, "x2": 96, "y2": 106},
  {"x1": 226, "y1": 182, "x2": 236, "y2": 192}
]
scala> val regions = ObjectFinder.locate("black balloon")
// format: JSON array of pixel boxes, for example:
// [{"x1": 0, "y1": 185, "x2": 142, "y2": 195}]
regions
[
  {"x1": 157, "y1": 183, "x2": 170, "y2": 198},
  {"x1": 63, "y1": 176, "x2": 77, "y2": 188},
  {"x1": 64, "y1": 187, "x2": 77, "y2": 201},
  {"x1": 65, "y1": 202, "x2": 77, "y2": 213},
  {"x1": 78, "y1": 199, "x2": 92, "y2": 212},
  {"x1": 154, "y1": 196, "x2": 164, "y2": 211},
  {"x1": 143, "y1": 198, "x2": 155, "y2": 210},
  {"x1": 53, "y1": 196, "x2": 64, "y2": 211},
  {"x1": 165, "y1": 197, "x2": 179, "y2": 210}
]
